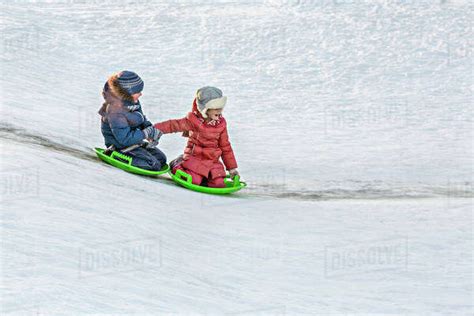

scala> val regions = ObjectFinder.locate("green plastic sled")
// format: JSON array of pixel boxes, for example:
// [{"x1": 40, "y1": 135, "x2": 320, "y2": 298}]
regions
[
  {"x1": 169, "y1": 169, "x2": 246, "y2": 195},
  {"x1": 94, "y1": 147, "x2": 170, "y2": 176}
]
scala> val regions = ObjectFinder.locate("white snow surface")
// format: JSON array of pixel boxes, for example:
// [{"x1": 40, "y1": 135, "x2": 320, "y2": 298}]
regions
[{"x1": 1, "y1": 1, "x2": 472, "y2": 315}]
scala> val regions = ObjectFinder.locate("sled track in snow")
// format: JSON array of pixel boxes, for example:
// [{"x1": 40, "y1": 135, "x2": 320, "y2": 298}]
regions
[
  {"x1": 0, "y1": 123, "x2": 97, "y2": 163},
  {"x1": 246, "y1": 187, "x2": 473, "y2": 201},
  {"x1": 2, "y1": 123, "x2": 472, "y2": 201}
]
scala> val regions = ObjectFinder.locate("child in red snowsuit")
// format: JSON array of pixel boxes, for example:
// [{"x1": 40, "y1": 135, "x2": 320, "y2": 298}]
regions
[{"x1": 154, "y1": 86, "x2": 239, "y2": 188}]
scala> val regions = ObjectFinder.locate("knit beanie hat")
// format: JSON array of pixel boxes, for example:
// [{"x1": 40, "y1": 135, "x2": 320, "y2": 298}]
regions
[
  {"x1": 196, "y1": 86, "x2": 227, "y2": 118},
  {"x1": 116, "y1": 71, "x2": 144, "y2": 95}
]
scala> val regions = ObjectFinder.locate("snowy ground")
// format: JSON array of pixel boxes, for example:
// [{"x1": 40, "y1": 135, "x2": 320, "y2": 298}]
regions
[{"x1": 1, "y1": 0, "x2": 472, "y2": 315}]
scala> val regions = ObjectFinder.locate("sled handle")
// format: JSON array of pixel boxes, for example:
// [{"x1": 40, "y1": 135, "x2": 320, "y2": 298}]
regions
[
  {"x1": 233, "y1": 175, "x2": 241, "y2": 186},
  {"x1": 175, "y1": 169, "x2": 193, "y2": 183},
  {"x1": 223, "y1": 174, "x2": 243, "y2": 187},
  {"x1": 111, "y1": 151, "x2": 133, "y2": 166}
]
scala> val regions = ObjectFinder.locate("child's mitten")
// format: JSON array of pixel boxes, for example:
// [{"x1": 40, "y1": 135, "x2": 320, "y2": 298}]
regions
[
  {"x1": 142, "y1": 126, "x2": 163, "y2": 147},
  {"x1": 229, "y1": 168, "x2": 239, "y2": 178}
]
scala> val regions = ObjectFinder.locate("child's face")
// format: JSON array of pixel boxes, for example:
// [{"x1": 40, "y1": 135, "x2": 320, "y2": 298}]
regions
[
  {"x1": 132, "y1": 92, "x2": 142, "y2": 103},
  {"x1": 207, "y1": 109, "x2": 223, "y2": 120}
]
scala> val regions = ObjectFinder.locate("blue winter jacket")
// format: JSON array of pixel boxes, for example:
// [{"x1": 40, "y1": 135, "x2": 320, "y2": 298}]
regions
[{"x1": 99, "y1": 85, "x2": 151, "y2": 149}]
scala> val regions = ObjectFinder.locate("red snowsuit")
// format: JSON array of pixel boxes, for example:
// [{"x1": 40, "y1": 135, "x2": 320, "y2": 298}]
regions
[{"x1": 154, "y1": 99, "x2": 238, "y2": 187}]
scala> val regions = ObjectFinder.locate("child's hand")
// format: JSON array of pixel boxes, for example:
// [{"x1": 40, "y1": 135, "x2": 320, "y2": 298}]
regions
[
  {"x1": 229, "y1": 168, "x2": 239, "y2": 178},
  {"x1": 146, "y1": 140, "x2": 158, "y2": 148},
  {"x1": 142, "y1": 126, "x2": 163, "y2": 147}
]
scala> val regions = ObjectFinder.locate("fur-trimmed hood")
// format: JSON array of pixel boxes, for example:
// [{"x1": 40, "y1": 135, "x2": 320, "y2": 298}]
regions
[
  {"x1": 99, "y1": 74, "x2": 139, "y2": 118},
  {"x1": 106, "y1": 73, "x2": 135, "y2": 102}
]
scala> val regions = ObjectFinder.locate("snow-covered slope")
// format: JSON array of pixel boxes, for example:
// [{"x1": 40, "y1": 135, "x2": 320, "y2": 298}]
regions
[{"x1": 1, "y1": 1, "x2": 472, "y2": 315}]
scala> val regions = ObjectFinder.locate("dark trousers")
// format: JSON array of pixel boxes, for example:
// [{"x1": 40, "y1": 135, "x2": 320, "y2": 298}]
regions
[{"x1": 125, "y1": 147, "x2": 167, "y2": 171}]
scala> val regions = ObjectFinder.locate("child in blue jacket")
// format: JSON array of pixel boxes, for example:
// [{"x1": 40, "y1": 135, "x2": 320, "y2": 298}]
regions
[{"x1": 98, "y1": 71, "x2": 165, "y2": 171}]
